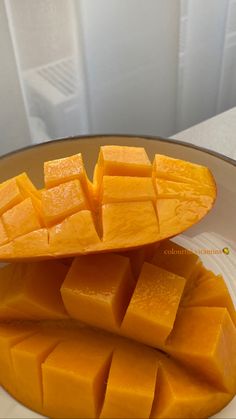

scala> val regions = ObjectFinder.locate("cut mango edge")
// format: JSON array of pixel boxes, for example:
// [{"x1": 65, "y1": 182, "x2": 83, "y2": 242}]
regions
[{"x1": 0, "y1": 145, "x2": 216, "y2": 260}]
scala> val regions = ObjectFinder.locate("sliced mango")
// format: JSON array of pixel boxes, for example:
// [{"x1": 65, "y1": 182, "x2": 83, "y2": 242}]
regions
[
  {"x1": 0, "y1": 146, "x2": 216, "y2": 260},
  {"x1": 121, "y1": 263, "x2": 186, "y2": 346},
  {"x1": 61, "y1": 254, "x2": 135, "y2": 332}
]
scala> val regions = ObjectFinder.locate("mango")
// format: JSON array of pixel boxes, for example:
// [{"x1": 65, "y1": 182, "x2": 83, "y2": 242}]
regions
[
  {"x1": 0, "y1": 261, "x2": 68, "y2": 319},
  {"x1": 0, "y1": 322, "x2": 38, "y2": 392},
  {"x1": 11, "y1": 332, "x2": 60, "y2": 411},
  {"x1": 181, "y1": 268, "x2": 236, "y2": 326},
  {"x1": 61, "y1": 254, "x2": 135, "y2": 332},
  {"x1": 42, "y1": 329, "x2": 114, "y2": 418},
  {"x1": 151, "y1": 352, "x2": 233, "y2": 419},
  {"x1": 0, "y1": 146, "x2": 216, "y2": 260},
  {"x1": 121, "y1": 262, "x2": 186, "y2": 346},
  {"x1": 100, "y1": 341, "x2": 158, "y2": 419},
  {"x1": 165, "y1": 307, "x2": 236, "y2": 393}
]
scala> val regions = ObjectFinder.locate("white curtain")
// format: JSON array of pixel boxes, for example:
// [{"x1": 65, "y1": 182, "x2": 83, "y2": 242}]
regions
[{"x1": 1, "y1": 0, "x2": 236, "y2": 153}]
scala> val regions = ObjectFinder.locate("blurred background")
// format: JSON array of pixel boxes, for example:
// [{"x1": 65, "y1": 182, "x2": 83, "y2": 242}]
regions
[{"x1": 1, "y1": 0, "x2": 236, "y2": 154}]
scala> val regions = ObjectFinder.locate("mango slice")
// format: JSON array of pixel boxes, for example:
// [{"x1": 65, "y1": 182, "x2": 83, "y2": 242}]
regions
[
  {"x1": 100, "y1": 341, "x2": 158, "y2": 419},
  {"x1": 165, "y1": 306, "x2": 236, "y2": 393},
  {"x1": 0, "y1": 146, "x2": 216, "y2": 260},
  {"x1": 61, "y1": 254, "x2": 135, "y2": 333},
  {"x1": 0, "y1": 261, "x2": 68, "y2": 319}
]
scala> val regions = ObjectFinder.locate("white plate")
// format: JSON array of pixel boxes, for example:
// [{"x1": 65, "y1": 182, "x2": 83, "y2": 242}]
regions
[{"x1": 0, "y1": 135, "x2": 235, "y2": 418}]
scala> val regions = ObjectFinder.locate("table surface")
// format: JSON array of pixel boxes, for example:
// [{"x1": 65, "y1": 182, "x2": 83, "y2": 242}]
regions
[{"x1": 171, "y1": 107, "x2": 236, "y2": 160}]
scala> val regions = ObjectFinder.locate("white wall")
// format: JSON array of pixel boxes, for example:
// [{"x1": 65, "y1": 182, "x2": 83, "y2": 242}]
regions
[
  {"x1": 80, "y1": 0, "x2": 180, "y2": 137},
  {"x1": 0, "y1": 1, "x2": 31, "y2": 155}
]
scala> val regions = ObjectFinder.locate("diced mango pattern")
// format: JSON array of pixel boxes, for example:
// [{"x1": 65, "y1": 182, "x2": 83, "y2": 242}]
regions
[
  {"x1": 0, "y1": 319, "x2": 234, "y2": 419},
  {"x1": 0, "y1": 146, "x2": 216, "y2": 260},
  {"x1": 0, "y1": 240, "x2": 235, "y2": 419}
]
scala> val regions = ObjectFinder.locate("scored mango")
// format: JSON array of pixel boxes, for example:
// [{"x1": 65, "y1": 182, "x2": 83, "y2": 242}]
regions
[
  {"x1": 0, "y1": 145, "x2": 216, "y2": 260},
  {"x1": 0, "y1": 239, "x2": 235, "y2": 418}
]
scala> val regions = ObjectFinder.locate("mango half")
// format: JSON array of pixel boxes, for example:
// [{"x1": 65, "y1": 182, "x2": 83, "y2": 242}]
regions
[
  {"x1": 0, "y1": 146, "x2": 216, "y2": 260},
  {"x1": 0, "y1": 241, "x2": 235, "y2": 418}
]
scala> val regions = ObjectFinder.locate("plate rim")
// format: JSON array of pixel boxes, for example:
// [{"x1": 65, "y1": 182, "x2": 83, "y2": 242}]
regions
[{"x1": 1, "y1": 134, "x2": 236, "y2": 167}]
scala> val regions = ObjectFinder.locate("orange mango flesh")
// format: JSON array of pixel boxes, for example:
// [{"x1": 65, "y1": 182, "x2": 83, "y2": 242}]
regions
[
  {"x1": 42, "y1": 330, "x2": 114, "y2": 418},
  {"x1": 11, "y1": 332, "x2": 60, "y2": 411},
  {"x1": 0, "y1": 322, "x2": 38, "y2": 393},
  {"x1": 100, "y1": 341, "x2": 158, "y2": 419},
  {"x1": 0, "y1": 239, "x2": 235, "y2": 418},
  {"x1": 182, "y1": 267, "x2": 236, "y2": 326},
  {"x1": 151, "y1": 240, "x2": 202, "y2": 293},
  {"x1": 0, "y1": 145, "x2": 216, "y2": 260},
  {"x1": 151, "y1": 352, "x2": 232, "y2": 419},
  {"x1": 0, "y1": 319, "x2": 234, "y2": 419},
  {"x1": 164, "y1": 306, "x2": 236, "y2": 393},
  {"x1": 61, "y1": 254, "x2": 135, "y2": 333},
  {"x1": 121, "y1": 263, "x2": 186, "y2": 346},
  {"x1": 0, "y1": 261, "x2": 68, "y2": 320}
]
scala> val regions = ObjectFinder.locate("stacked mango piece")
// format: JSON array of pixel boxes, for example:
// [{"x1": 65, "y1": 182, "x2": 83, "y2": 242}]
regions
[{"x1": 0, "y1": 145, "x2": 235, "y2": 419}]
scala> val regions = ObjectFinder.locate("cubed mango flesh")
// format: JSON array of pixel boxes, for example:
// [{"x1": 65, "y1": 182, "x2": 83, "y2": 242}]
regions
[
  {"x1": 151, "y1": 352, "x2": 233, "y2": 419},
  {"x1": 101, "y1": 176, "x2": 156, "y2": 204},
  {"x1": 102, "y1": 201, "x2": 159, "y2": 249},
  {"x1": 121, "y1": 262, "x2": 186, "y2": 346},
  {"x1": 0, "y1": 264, "x2": 28, "y2": 319},
  {"x1": 41, "y1": 179, "x2": 88, "y2": 226},
  {"x1": 2, "y1": 261, "x2": 68, "y2": 319},
  {"x1": 100, "y1": 341, "x2": 158, "y2": 419},
  {"x1": 42, "y1": 330, "x2": 113, "y2": 418},
  {"x1": 2, "y1": 198, "x2": 41, "y2": 241},
  {"x1": 182, "y1": 269, "x2": 236, "y2": 326},
  {"x1": 0, "y1": 145, "x2": 216, "y2": 260},
  {"x1": 0, "y1": 322, "x2": 38, "y2": 393},
  {"x1": 165, "y1": 307, "x2": 236, "y2": 393},
  {"x1": 11, "y1": 332, "x2": 60, "y2": 410},
  {"x1": 151, "y1": 240, "x2": 201, "y2": 292},
  {"x1": 61, "y1": 254, "x2": 135, "y2": 332}
]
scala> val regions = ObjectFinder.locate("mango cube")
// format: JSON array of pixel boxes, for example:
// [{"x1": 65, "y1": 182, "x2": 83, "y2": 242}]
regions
[
  {"x1": 11, "y1": 332, "x2": 60, "y2": 410},
  {"x1": 121, "y1": 263, "x2": 186, "y2": 347},
  {"x1": 165, "y1": 307, "x2": 236, "y2": 393},
  {"x1": 102, "y1": 201, "x2": 159, "y2": 248},
  {"x1": 151, "y1": 352, "x2": 232, "y2": 419},
  {"x1": 182, "y1": 271, "x2": 236, "y2": 326},
  {"x1": 61, "y1": 254, "x2": 135, "y2": 333},
  {"x1": 0, "y1": 179, "x2": 22, "y2": 216},
  {"x1": 2, "y1": 198, "x2": 41, "y2": 240},
  {"x1": 41, "y1": 179, "x2": 88, "y2": 226},
  {"x1": 4, "y1": 261, "x2": 68, "y2": 319},
  {"x1": 0, "y1": 322, "x2": 37, "y2": 392},
  {"x1": 101, "y1": 341, "x2": 158, "y2": 419},
  {"x1": 102, "y1": 176, "x2": 156, "y2": 204},
  {"x1": 42, "y1": 330, "x2": 113, "y2": 418}
]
